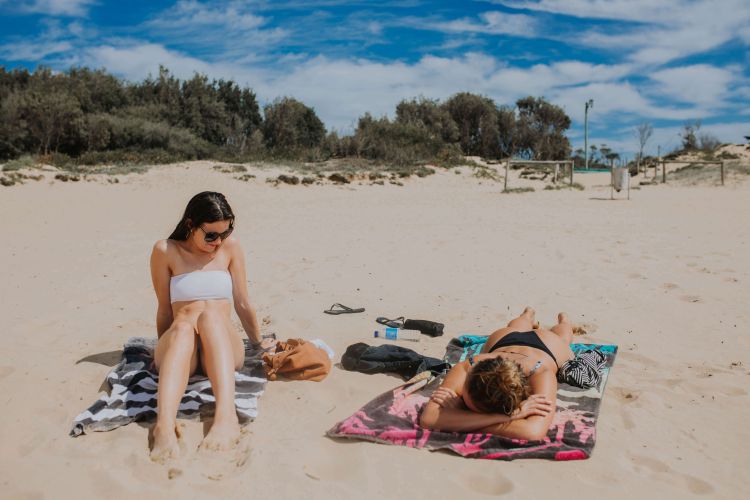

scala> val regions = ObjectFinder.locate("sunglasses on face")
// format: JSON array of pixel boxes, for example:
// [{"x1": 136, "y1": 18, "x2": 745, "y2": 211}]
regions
[{"x1": 198, "y1": 223, "x2": 234, "y2": 242}]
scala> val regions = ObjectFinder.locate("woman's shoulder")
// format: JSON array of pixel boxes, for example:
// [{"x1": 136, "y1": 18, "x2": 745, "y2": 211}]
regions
[
  {"x1": 222, "y1": 236, "x2": 244, "y2": 255},
  {"x1": 152, "y1": 239, "x2": 175, "y2": 255}
]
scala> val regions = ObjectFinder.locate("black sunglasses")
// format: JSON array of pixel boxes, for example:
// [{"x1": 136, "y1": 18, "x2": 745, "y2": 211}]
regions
[{"x1": 198, "y1": 223, "x2": 234, "y2": 242}]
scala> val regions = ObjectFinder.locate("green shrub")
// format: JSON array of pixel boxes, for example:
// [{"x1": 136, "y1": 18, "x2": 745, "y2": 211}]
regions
[
  {"x1": 544, "y1": 182, "x2": 584, "y2": 191},
  {"x1": 502, "y1": 187, "x2": 535, "y2": 194},
  {"x1": 2, "y1": 155, "x2": 36, "y2": 171}
]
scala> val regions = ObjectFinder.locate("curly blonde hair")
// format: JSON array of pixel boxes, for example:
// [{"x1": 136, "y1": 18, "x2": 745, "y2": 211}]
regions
[{"x1": 466, "y1": 357, "x2": 530, "y2": 415}]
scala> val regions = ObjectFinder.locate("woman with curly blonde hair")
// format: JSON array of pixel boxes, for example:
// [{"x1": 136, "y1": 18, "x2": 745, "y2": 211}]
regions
[{"x1": 420, "y1": 307, "x2": 574, "y2": 440}]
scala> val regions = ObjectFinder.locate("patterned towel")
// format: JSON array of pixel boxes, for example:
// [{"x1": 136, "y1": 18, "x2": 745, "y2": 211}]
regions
[
  {"x1": 327, "y1": 335, "x2": 617, "y2": 460},
  {"x1": 557, "y1": 348, "x2": 607, "y2": 388},
  {"x1": 70, "y1": 336, "x2": 267, "y2": 437}
]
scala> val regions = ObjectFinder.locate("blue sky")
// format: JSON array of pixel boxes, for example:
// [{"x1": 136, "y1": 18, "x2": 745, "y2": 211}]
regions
[{"x1": 1, "y1": 0, "x2": 749, "y2": 156}]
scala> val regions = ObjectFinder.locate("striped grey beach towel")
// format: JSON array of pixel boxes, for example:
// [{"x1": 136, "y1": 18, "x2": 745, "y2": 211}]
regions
[{"x1": 70, "y1": 336, "x2": 267, "y2": 437}]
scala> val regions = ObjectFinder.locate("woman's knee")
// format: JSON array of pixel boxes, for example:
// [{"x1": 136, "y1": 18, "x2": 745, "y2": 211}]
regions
[
  {"x1": 159, "y1": 321, "x2": 197, "y2": 355},
  {"x1": 155, "y1": 321, "x2": 198, "y2": 370},
  {"x1": 506, "y1": 317, "x2": 534, "y2": 331},
  {"x1": 170, "y1": 320, "x2": 196, "y2": 340},
  {"x1": 196, "y1": 309, "x2": 223, "y2": 331}
]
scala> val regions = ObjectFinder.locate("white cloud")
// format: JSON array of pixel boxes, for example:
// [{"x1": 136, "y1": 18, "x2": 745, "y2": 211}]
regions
[
  {"x1": 426, "y1": 10, "x2": 539, "y2": 37},
  {"x1": 502, "y1": 0, "x2": 750, "y2": 65},
  {"x1": 139, "y1": 0, "x2": 287, "y2": 60},
  {"x1": 0, "y1": 18, "x2": 85, "y2": 61},
  {"x1": 16, "y1": 0, "x2": 95, "y2": 16},
  {"x1": 502, "y1": 0, "x2": 690, "y2": 23},
  {"x1": 84, "y1": 43, "x2": 235, "y2": 82},
  {"x1": 649, "y1": 64, "x2": 736, "y2": 108},
  {"x1": 0, "y1": 40, "x2": 72, "y2": 60},
  {"x1": 146, "y1": 0, "x2": 267, "y2": 31},
  {"x1": 550, "y1": 82, "x2": 697, "y2": 124}
]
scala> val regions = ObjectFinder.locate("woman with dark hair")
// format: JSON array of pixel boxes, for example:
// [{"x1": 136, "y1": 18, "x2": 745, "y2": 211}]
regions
[
  {"x1": 149, "y1": 191, "x2": 273, "y2": 462},
  {"x1": 419, "y1": 307, "x2": 574, "y2": 440}
]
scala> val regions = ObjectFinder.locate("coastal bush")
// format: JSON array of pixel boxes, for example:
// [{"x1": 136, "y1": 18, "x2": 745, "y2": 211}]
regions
[
  {"x1": 444, "y1": 92, "x2": 503, "y2": 158},
  {"x1": 263, "y1": 97, "x2": 326, "y2": 153},
  {"x1": 0, "y1": 65, "x2": 598, "y2": 170},
  {"x1": 514, "y1": 96, "x2": 571, "y2": 160},
  {"x1": 354, "y1": 113, "x2": 447, "y2": 166},
  {"x1": 544, "y1": 182, "x2": 584, "y2": 191},
  {"x1": 395, "y1": 96, "x2": 459, "y2": 144},
  {"x1": 2, "y1": 155, "x2": 36, "y2": 171}
]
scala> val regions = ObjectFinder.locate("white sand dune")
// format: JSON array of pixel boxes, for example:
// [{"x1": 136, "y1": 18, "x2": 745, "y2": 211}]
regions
[{"x1": 1, "y1": 162, "x2": 748, "y2": 498}]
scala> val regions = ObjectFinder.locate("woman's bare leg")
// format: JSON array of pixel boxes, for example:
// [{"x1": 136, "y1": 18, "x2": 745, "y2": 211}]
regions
[
  {"x1": 482, "y1": 306, "x2": 538, "y2": 353},
  {"x1": 550, "y1": 312, "x2": 574, "y2": 346},
  {"x1": 196, "y1": 309, "x2": 243, "y2": 450},
  {"x1": 506, "y1": 306, "x2": 537, "y2": 331},
  {"x1": 151, "y1": 321, "x2": 199, "y2": 462}
]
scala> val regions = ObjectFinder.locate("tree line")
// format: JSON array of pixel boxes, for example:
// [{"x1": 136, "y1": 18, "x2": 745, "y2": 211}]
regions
[{"x1": 0, "y1": 65, "x2": 573, "y2": 166}]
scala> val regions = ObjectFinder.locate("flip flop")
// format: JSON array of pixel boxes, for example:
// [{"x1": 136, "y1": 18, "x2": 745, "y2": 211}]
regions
[
  {"x1": 324, "y1": 303, "x2": 365, "y2": 315},
  {"x1": 376, "y1": 316, "x2": 405, "y2": 328}
]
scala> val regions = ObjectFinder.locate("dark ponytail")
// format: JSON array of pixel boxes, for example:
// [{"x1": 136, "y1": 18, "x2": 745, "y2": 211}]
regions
[{"x1": 168, "y1": 192, "x2": 235, "y2": 240}]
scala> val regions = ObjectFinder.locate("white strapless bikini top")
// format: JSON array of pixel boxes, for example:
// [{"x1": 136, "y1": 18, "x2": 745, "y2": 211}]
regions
[{"x1": 169, "y1": 270, "x2": 233, "y2": 303}]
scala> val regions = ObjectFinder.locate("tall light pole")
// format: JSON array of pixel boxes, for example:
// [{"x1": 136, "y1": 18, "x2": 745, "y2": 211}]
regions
[{"x1": 584, "y1": 99, "x2": 594, "y2": 170}]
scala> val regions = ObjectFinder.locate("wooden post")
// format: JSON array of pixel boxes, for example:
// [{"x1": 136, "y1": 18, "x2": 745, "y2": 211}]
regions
[
  {"x1": 627, "y1": 170, "x2": 631, "y2": 200},
  {"x1": 662, "y1": 160, "x2": 666, "y2": 183},
  {"x1": 569, "y1": 162, "x2": 573, "y2": 186},
  {"x1": 504, "y1": 159, "x2": 509, "y2": 191},
  {"x1": 656, "y1": 146, "x2": 661, "y2": 180},
  {"x1": 721, "y1": 160, "x2": 725, "y2": 186},
  {"x1": 553, "y1": 163, "x2": 559, "y2": 183}
]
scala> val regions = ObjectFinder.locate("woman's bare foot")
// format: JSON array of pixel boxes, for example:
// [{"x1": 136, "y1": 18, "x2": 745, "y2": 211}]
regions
[
  {"x1": 150, "y1": 422, "x2": 181, "y2": 463},
  {"x1": 199, "y1": 416, "x2": 241, "y2": 451},
  {"x1": 557, "y1": 312, "x2": 570, "y2": 325},
  {"x1": 521, "y1": 306, "x2": 539, "y2": 329}
]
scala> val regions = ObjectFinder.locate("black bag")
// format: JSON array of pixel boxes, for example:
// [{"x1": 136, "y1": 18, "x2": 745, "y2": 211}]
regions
[
  {"x1": 403, "y1": 319, "x2": 444, "y2": 337},
  {"x1": 341, "y1": 343, "x2": 450, "y2": 380}
]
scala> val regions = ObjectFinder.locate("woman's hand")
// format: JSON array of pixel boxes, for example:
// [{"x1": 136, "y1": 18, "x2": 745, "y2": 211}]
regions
[
  {"x1": 430, "y1": 387, "x2": 464, "y2": 409},
  {"x1": 511, "y1": 394, "x2": 553, "y2": 420}
]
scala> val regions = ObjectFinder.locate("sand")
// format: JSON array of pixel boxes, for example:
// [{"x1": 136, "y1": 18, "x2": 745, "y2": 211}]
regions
[{"x1": 1, "y1": 160, "x2": 748, "y2": 498}]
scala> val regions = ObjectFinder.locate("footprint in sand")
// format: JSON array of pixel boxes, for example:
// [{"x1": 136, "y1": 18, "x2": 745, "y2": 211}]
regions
[
  {"x1": 661, "y1": 283, "x2": 679, "y2": 291},
  {"x1": 679, "y1": 295, "x2": 702, "y2": 303},
  {"x1": 457, "y1": 472, "x2": 514, "y2": 495},
  {"x1": 613, "y1": 387, "x2": 640, "y2": 403},
  {"x1": 684, "y1": 475, "x2": 715, "y2": 495},
  {"x1": 303, "y1": 452, "x2": 364, "y2": 482},
  {"x1": 0, "y1": 366, "x2": 14, "y2": 381},
  {"x1": 195, "y1": 428, "x2": 253, "y2": 482},
  {"x1": 630, "y1": 454, "x2": 715, "y2": 495},
  {"x1": 262, "y1": 315, "x2": 272, "y2": 326},
  {"x1": 619, "y1": 408, "x2": 635, "y2": 430},
  {"x1": 720, "y1": 386, "x2": 748, "y2": 397},
  {"x1": 627, "y1": 272, "x2": 646, "y2": 280},
  {"x1": 573, "y1": 323, "x2": 597, "y2": 335}
]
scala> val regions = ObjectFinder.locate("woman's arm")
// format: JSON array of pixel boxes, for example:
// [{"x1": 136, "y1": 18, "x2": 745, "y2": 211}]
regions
[
  {"x1": 476, "y1": 369, "x2": 558, "y2": 441},
  {"x1": 227, "y1": 239, "x2": 263, "y2": 347},
  {"x1": 150, "y1": 240, "x2": 173, "y2": 338},
  {"x1": 419, "y1": 362, "x2": 515, "y2": 432}
]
